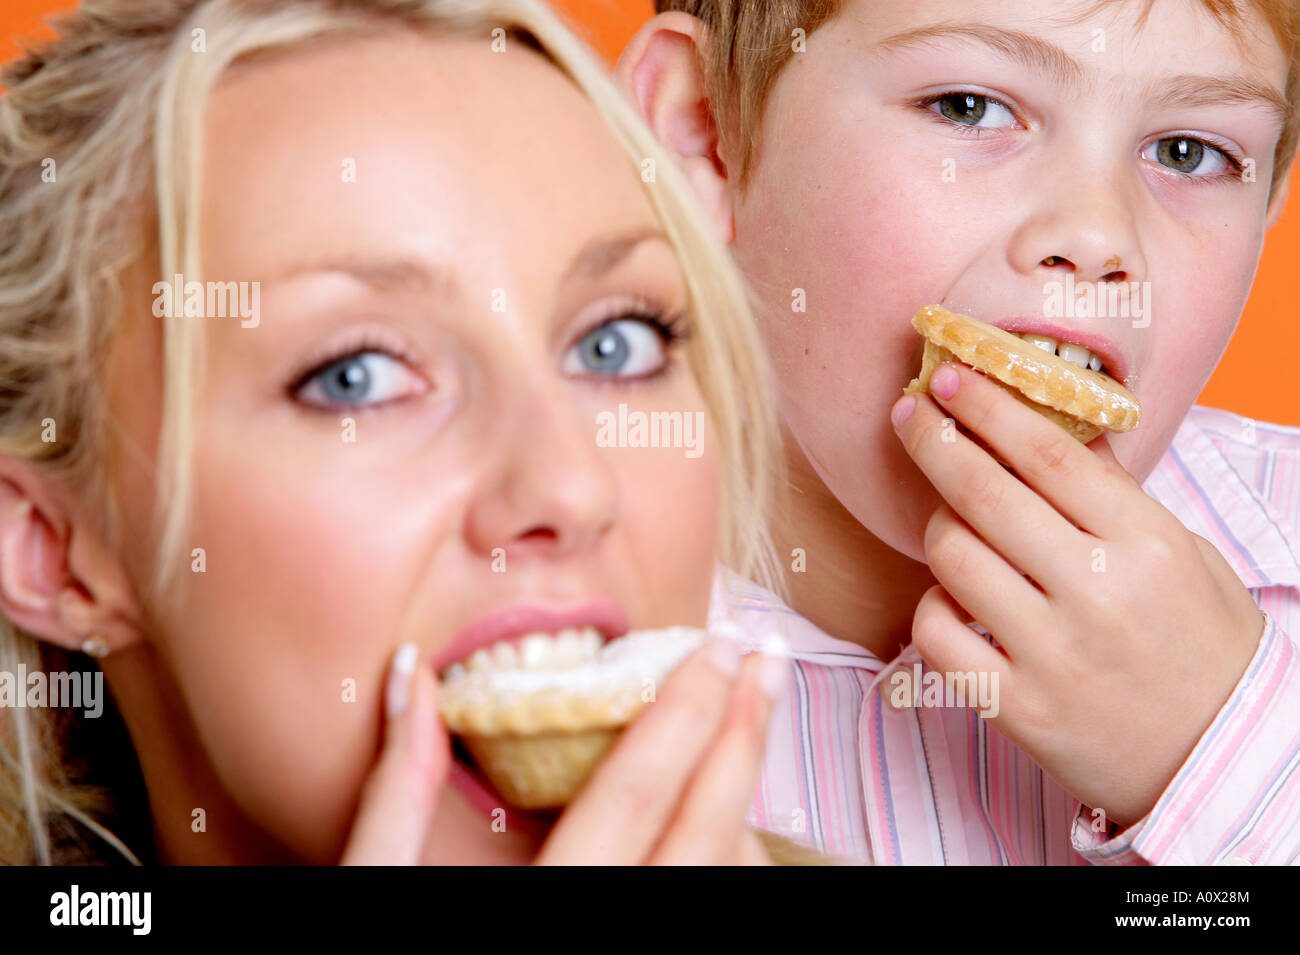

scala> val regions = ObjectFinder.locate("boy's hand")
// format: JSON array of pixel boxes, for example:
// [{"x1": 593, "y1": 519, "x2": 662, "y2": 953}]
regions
[{"x1": 890, "y1": 361, "x2": 1266, "y2": 828}]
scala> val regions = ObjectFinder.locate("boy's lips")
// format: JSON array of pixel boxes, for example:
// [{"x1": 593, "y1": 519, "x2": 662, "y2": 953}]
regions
[
  {"x1": 433, "y1": 599, "x2": 631, "y2": 674},
  {"x1": 977, "y1": 314, "x2": 1132, "y2": 387}
]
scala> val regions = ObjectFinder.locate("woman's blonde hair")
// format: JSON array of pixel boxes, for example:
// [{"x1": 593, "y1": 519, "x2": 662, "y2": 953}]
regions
[{"x1": 0, "y1": 0, "x2": 784, "y2": 864}]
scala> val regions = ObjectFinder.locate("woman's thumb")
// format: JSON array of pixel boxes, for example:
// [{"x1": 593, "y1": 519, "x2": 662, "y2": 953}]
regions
[{"x1": 341, "y1": 643, "x2": 449, "y2": 865}]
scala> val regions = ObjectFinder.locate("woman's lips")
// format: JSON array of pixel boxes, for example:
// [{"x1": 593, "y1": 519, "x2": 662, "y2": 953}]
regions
[{"x1": 433, "y1": 599, "x2": 630, "y2": 674}]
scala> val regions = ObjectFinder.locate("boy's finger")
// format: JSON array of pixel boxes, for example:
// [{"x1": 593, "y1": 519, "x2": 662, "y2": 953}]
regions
[
  {"x1": 341, "y1": 644, "x2": 449, "y2": 865},
  {"x1": 910, "y1": 584, "x2": 1015, "y2": 717},
  {"x1": 922, "y1": 503, "x2": 1054, "y2": 663},
  {"x1": 893, "y1": 378, "x2": 1090, "y2": 596},
  {"x1": 915, "y1": 362, "x2": 1150, "y2": 538}
]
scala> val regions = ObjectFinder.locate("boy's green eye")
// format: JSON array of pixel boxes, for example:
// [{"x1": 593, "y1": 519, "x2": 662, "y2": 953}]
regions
[
  {"x1": 1144, "y1": 136, "x2": 1235, "y2": 178},
  {"x1": 1156, "y1": 138, "x2": 1204, "y2": 172},
  {"x1": 924, "y1": 91, "x2": 1018, "y2": 130},
  {"x1": 939, "y1": 92, "x2": 986, "y2": 125}
]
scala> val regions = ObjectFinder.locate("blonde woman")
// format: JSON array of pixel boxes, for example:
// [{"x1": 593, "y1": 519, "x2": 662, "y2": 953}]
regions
[{"x1": 0, "y1": 0, "x2": 788, "y2": 864}]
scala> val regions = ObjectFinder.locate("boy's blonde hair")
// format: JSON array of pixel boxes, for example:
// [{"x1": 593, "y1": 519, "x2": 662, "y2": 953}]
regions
[
  {"x1": 658, "y1": 0, "x2": 1300, "y2": 194},
  {"x1": 0, "y1": 0, "x2": 784, "y2": 864}
]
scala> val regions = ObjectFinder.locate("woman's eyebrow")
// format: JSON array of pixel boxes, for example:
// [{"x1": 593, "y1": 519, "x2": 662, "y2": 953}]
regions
[
  {"x1": 261, "y1": 227, "x2": 670, "y2": 294},
  {"x1": 872, "y1": 22, "x2": 1287, "y2": 127},
  {"x1": 562, "y1": 226, "x2": 670, "y2": 283},
  {"x1": 263, "y1": 255, "x2": 460, "y2": 295}
]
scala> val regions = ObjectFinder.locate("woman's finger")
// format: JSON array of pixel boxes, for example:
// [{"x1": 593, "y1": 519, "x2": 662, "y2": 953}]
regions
[
  {"x1": 534, "y1": 636, "x2": 743, "y2": 865},
  {"x1": 340, "y1": 643, "x2": 450, "y2": 865},
  {"x1": 648, "y1": 642, "x2": 788, "y2": 864}
]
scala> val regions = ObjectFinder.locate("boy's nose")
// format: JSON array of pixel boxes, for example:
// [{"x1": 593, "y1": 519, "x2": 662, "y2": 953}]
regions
[
  {"x1": 462, "y1": 383, "x2": 619, "y2": 564},
  {"x1": 1039, "y1": 251, "x2": 1127, "y2": 284},
  {"x1": 1007, "y1": 196, "x2": 1146, "y2": 286}
]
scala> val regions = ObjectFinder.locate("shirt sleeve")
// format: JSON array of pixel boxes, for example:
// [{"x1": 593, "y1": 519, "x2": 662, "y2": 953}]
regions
[{"x1": 1069, "y1": 607, "x2": 1300, "y2": 865}]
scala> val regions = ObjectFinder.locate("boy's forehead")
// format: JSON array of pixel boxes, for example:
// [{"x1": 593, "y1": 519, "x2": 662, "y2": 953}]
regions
[{"x1": 844, "y1": 0, "x2": 1289, "y2": 88}]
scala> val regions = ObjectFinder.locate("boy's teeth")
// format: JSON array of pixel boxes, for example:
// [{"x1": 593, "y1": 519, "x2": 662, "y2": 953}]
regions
[
  {"x1": 451, "y1": 626, "x2": 605, "y2": 676},
  {"x1": 1012, "y1": 332, "x2": 1103, "y2": 375},
  {"x1": 1021, "y1": 333, "x2": 1058, "y2": 355},
  {"x1": 1058, "y1": 342, "x2": 1093, "y2": 369}
]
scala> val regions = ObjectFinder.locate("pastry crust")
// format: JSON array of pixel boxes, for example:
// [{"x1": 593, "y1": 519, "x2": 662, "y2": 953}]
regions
[
  {"x1": 442, "y1": 627, "x2": 846, "y2": 862},
  {"x1": 458, "y1": 729, "x2": 620, "y2": 809},
  {"x1": 904, "y1": 305, "x2": 1141, "y2": 441},
  {"x1": 440, "y1": 626, "x2": 705, "y2": 810}
]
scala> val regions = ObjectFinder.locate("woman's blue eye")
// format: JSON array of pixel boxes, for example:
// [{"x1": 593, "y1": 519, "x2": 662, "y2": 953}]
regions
[
  {"x1": 1143, "y1": 136, "x2": 1234, "y2": 177},
  {"x1": 564, "y1": 318, "x2": 668, "y2": 378},
  {"x1": 927, "y1": 92, "x2": 1017, "y2": 129},
  {"x1": 296, "y1": 351, "x2": 421, "y2": 408}
]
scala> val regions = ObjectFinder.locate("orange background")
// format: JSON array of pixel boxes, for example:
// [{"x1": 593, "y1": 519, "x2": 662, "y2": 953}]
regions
[{"x1": 5, "y1": 0, "x2": 1297, "y2": 424}]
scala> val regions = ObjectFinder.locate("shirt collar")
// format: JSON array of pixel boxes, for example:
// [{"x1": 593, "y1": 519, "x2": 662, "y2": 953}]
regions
[{"x1": 709, "y1": 565, "x2": 884, "y2": 669}]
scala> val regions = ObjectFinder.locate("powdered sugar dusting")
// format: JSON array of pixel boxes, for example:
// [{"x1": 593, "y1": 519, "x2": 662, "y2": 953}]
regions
[{"x1": 441, "y1": 626, "x2": 705, "y2": 705}]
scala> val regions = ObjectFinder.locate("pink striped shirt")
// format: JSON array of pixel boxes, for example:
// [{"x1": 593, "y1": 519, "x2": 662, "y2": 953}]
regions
[{"x1": 711, "y1": 405, "x2": 1300, "y2": 864}]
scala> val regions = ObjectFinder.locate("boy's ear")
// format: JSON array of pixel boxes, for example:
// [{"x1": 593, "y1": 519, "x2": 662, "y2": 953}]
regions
[
  {"x1": 615, "y1": 12, "x2": 735, "y2": 244},
  {"x1": 1265, "y1": 166, "x2": 1292, "y2": 230},
  {"x1": 0, "y1": 461, "x2": 146, "y2": 658}
]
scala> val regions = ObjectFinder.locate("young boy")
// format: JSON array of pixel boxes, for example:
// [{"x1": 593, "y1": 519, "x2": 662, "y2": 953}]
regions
[{"x1": 617, "y1": 0, "x2": 1300, "y2": 863}]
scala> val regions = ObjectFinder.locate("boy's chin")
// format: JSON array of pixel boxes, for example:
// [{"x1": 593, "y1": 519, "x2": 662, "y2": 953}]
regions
[{"x1": 845, "y1": 474, "x2": 944, "y2": 567}]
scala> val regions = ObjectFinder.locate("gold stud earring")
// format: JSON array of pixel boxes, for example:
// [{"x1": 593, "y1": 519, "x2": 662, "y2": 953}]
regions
[{"x1": 81, "y1": 634, "x2": 110, "y2": 659}]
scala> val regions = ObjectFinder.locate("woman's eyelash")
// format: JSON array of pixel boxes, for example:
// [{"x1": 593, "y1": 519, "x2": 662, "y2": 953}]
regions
[
  {"x1": 573, "y1": 305, "x2": 690, "y2": 389},
  {"x1": 286, "y1": 331, "x2": 420, "y2": 396},
  {"x1": 590, "y1": 307, "x2": 689, "y2": 343}
]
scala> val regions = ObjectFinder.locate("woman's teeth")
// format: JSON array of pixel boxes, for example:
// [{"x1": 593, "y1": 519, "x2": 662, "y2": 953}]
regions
[
  {"x1": 1016, "y1": 332, "x2": 1106, "y2": 374},
  {"x1": 443, "y1": 626, "x2": 605, "y2": 679}
]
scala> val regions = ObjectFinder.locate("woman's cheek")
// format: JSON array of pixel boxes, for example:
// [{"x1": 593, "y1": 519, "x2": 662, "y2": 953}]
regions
[
  {"x1": 161, "y1": 606, "x2": 377, "y2": 863},
  {"x1": 164, "y1": 464, "x2": 411, "y2": 860},
  {"x1": 611, "y1": 400, "x2": 720, "y2": 623}
]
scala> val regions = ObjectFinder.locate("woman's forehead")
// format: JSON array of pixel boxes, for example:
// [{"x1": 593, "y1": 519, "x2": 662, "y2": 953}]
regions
[{"x1": 200, "y1": 30, "x2": 658, "y2": 288}]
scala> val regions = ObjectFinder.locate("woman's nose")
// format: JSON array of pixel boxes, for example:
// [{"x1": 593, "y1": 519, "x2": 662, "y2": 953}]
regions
[{"x1": 462, "y1": 382, "x2": 619, "y2": 564}]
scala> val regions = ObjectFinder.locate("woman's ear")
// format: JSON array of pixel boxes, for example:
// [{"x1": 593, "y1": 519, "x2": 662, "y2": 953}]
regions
[
  {"x1": 0, "y1": 464, "x2": 145, "y2": 657},
  {"x1": 615, "y1": 12, "x2": 735, "y2": 244}
]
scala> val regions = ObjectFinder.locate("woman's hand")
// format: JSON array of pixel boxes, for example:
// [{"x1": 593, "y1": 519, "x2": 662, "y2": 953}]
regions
[
  {"x1": 535, "y1": 635, "x2": 788, "y2": 865},
  {"x1": 340, "y1": 643, "x2": 449, "y2": 865},
  {"x1": 338, "y1": 634, "x2": 789, "y2": 864}
]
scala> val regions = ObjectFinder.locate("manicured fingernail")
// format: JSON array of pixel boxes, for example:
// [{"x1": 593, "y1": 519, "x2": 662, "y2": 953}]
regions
[
  {"x1": 706, "y1": 633, "x2": 743, "y2": 676},
  {"x1": 931, "y1": 364, "x2": 959, "y2": 400},
  {"x1": 891, "y1": 395, "x2": 916, "y2": 429},
  {"x1": 386, "y1": 642, "x2": 418, "y2": 720},
  {"x1": 757, "y1": 632, "x2": 790, "y2": 699}
]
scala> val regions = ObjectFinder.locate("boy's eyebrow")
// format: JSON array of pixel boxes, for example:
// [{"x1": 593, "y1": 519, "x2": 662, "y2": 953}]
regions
[
  {"x1": 262, "y1": 227, "x2": 670, "y2": 294},
  {"x1": 874, "y1": 23, "x2": 1287, "y2": 125},
  {"x1": 873, "y1": 24, "x2": 1086, "y2": 93},
  {"x1": 1144, "y1": 74, "x2": 1289, "y2": 125}
]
